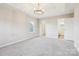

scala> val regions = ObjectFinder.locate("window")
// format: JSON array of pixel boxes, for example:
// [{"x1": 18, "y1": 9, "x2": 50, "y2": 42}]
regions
[{"x1": 29, "y1": 21, "x2": 35, "y2": 32}]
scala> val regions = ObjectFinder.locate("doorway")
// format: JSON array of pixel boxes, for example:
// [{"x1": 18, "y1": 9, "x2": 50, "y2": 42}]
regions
[{"x1": 45, "y1": 23, "x2": 58, "y2": 38}]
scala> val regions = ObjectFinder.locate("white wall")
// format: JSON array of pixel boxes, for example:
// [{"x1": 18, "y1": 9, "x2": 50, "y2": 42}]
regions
[
  {"x1": 0, "y1": 4, "x2": 39, "y2": 47},
  {"x1": 64, "y1": 18, "x2": 74, "y2": 40},
  {"x1": 45, "y1": 23, "x2": 58, "y2": 38},
  {"x1": 73, "y1": 4, "x2": 79, "y2": 51}
]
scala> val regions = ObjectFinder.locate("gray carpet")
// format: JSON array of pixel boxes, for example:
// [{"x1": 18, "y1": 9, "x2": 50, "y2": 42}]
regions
[{"x1": 0, "y1": 37, "x2": 78, "y2": 56}]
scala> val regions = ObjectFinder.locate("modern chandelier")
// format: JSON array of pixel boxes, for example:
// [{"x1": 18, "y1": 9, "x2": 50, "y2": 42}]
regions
[{"x1": 34, "y1": 3, "x2": 44, "y2": 15}]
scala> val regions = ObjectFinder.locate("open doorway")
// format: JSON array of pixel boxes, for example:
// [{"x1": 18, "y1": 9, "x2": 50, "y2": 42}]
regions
[
  {"x1": 40, "y1": 19, "x2": 58, "y2": 39},
  {"x1": 45, "y1": 23, "x2": 58, "y2": 38}
]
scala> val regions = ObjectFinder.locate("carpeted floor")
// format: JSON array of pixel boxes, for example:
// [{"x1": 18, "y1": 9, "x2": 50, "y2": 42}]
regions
[{"x1": 0, "y1": 37, "x2": 78, "y2": 56}]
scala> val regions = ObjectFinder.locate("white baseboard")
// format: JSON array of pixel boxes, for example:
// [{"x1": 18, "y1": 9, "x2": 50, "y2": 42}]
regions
[{"x1": 0, "y1": 33, "x2": 39, "y2": 48}]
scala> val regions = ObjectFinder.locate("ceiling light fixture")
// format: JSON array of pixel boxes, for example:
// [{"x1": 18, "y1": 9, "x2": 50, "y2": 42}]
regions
[{"x1": 34, "y1": 3, "x2": 44, "y2": 15}]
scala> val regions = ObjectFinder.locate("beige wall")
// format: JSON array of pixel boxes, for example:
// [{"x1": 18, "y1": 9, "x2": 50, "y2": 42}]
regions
[{"x1": 0, "y1": 4, "x2": 39, "y2": 47}]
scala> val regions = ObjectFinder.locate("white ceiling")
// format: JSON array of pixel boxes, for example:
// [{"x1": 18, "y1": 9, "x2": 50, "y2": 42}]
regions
[{"x1": 7, "y1": 3, "x2": 75, "y2": 19}]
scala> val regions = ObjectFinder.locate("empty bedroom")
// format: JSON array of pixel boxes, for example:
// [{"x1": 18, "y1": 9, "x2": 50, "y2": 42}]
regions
[{"x1": 0, "y1": 3, "x2": 79, "y2": 56}]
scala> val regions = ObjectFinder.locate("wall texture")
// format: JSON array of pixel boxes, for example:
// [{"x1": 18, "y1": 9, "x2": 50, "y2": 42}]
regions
[{"x1": 0, "y1": 4, "x2": 39, "y2": 47}]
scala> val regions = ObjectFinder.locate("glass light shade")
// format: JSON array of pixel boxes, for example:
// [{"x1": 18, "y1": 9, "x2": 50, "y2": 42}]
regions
[
  {"x1": 34, "y1": 3, "x2": 44, "y2": 15},
  {"x1": 34, "y1": 9, "x2": 44, "y2": 15}
]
